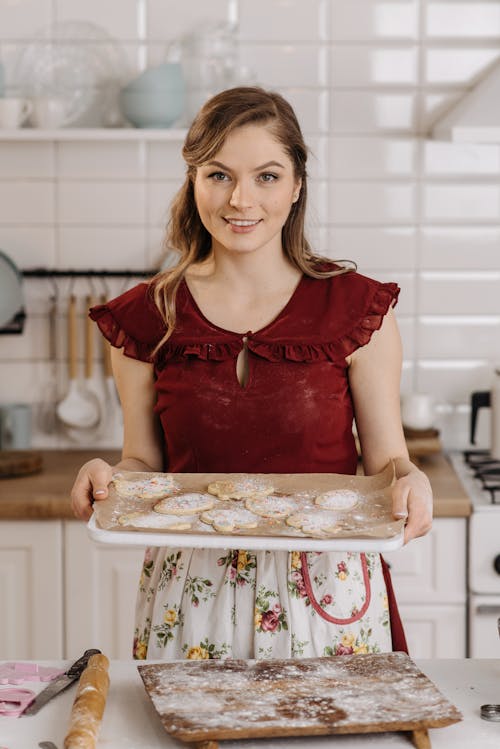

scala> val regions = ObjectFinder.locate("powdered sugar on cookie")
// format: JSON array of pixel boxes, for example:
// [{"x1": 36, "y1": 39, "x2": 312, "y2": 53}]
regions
[
  {"x1": 245, "y1": 495, "x2": 300, "y2": 519},
  {"x1": 200, "y1": 507, "x2": 260, "y2": 533},
  {"x1": 153, "y1": 492, "x2": 215, "y2": 516},
  {"x1": 314, "y1": 489, "x2": 360, "y2": 511},
  {"x1": 286, "y1": 510, "x2": 340, "y2": 536},
  {"x1": 113, "y1": 474, "x2": 178, "y2": 499},
  {"x1": 118, "y1": 511, "x2": 192, "y2": 530},
  {"x1": 207, "y1": 477, "x2": 275, "y2": 501}
]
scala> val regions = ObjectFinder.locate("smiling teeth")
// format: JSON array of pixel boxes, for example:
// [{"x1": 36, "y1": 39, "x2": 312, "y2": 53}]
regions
[{"x1": 227, "y1": 219, "x2": 260, "y2": 226}]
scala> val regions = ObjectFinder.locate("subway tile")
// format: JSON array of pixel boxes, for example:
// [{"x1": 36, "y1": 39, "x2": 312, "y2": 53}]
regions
[
  {"x1": 240, "y1": 44, "x2": 325, "y2": 87},
  {"x1": 397, "y1": 316, "x2": 415, "y2": 359},
  {"x1": 421, "y1": 227, "x2": 500, "y2": 270},
  {"x1": 0, "y1": 0, "x2": 51, "y2": 39},
  {"x1": 419, "y1": 271, "x2": 500, "y2": 314},
  {"x1": 416, "y1": 360, "x2": 492, "y2": 404},
  {"x1": 281, "y1": 89, "x2": 329, "y2": 134},
  {"x1": 57, "y1": 181, "x2": 146, "y2": 224},
  {"x1": 147, "y1": 181, "x2": 185, "y2": 226},
  {"x1": 0, "y1": 361, "x2": 45, "y2": 404},
  {"x1": 58, "y1": 227, "x2": 149, "y2": 270},
  {"x1": 330, "y1": 46, "x2": 418, "y2": 86},
  {"x1": 421, "y1": 91, "x2": 463, "y2": 133},
  {"x1": 331, "y1": 91, "x2": 416, "y2": 133},
  {"x1": 329, "y1": 183, "x2": 415, "y2": 223},
  {"x1": 57, "y1": 142, "x2": 145, "y2": 179},
  {"x1": 418, "y1": 316, "x2": 500, "y2": 359},
  {"x1": 146, "y1": 226, "x2": 169, "y2": 269},
  {"x1": 54, "y1": 0, "x2": 140, "y2": 39},
  {"x1": 423, "y1": 184, "x2": 500, "y2": 222},
  {"x1": 329, "y1": 137, "x2": 416, "y2": 178},
  {"x1": 0, "y1": 315, "x2": 50, "y2": 361},
  {"x1": 305, "y1": 136, "x2": 329, "y2": 180},
  {"x1": 327, "y1": 227, "x2": 417, "y2": 269},
  {"x1": 330, "y1": 0, "x2": 418, "y2": 41},
  {"x1": 0, "y1": 182, "x2": 54, "y2": 224},
  {"x1": 423, "y1": 141, "x2": 500, "y2": 176},
  {"x1": 426, "y1": 3, "x2": 500, "y2": 39},
  {"x1": 147, "y1": 141, "x2": 188, "y2": 180},
  {"x1": 146, "y1": 0, "x2": 230, "y2": 41},
  {"x1": 425, "y1": 48, "x2": 499, "y2": 85},
  {"x1": 239, "y1": 0, "x2": 322, "y2": 41},
  {"x1": 0, "y1": 227, "x2": 56, "y2": 268},
  {"x1": 0, "y1": 142, "x2": 54, "y2": 178}
]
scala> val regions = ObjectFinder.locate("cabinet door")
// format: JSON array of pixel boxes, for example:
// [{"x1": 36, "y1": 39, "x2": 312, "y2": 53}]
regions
[
  {"x1": 397, "y1": 604, "x2": 466, "y2": 658},
  {"x1": 0, "y1": 520, "x2": 63, "y2": 659},
  {"x1": 64, "y1": 522, "x2": 146, "y2": 659},
  {"x1": 383, "y1": 518, "x2": 466, "y2": 604}
]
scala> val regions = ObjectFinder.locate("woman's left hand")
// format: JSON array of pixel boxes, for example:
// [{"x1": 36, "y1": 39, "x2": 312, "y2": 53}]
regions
[{"x1": 391, "y1": 466, "x2": 433, "y2": 544}]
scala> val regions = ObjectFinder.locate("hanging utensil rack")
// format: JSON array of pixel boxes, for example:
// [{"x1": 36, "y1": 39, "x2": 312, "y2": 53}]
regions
[{"x1": 21, "y1": 268, "x2": 158, "y2": 278}]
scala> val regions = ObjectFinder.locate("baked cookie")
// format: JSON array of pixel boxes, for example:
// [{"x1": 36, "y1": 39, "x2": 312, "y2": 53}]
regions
[
  {"x1": 314, "y1": 489, "x2": 360, "y2": 511},
  {"x1": 118, "y1": 511, "x2": 192, "y2": 531},
  {"x1": 286, "y1": 510, "x2": 340, "y2": 536},
  {"x1": 153, "y1": 492, "x2": 215, "y2": 516},
  {"x1": 200, "y1": 507, "x2": 260, "y2": 533},
  {"x1": 207, "y1": 477, "x2": 275, "y2": 501},
  {"x1": 112, "y1": 474, "x2": 177, "y2": 499},
  {"x1": 245, "y1": 494, "x2": 299, "y2": 519}
]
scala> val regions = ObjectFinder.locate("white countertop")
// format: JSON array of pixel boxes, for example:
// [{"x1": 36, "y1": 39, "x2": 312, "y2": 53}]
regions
[{"x1": 1, "y1": 659, "x2": 499, "y2": 748}]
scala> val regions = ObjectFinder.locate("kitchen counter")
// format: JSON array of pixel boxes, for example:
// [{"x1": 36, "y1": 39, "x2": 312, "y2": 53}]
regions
[
  {"x1": 0, "y1": 449, "x2": 471, "y2": 520},
  {"x1": 1, "y1": 659, "x2": 498, "y2": 748}
]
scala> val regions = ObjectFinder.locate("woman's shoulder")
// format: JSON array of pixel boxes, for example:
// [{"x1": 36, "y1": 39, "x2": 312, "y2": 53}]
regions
[{"x1": 89, "y1": 281, "x2": 166, "y2": 361}]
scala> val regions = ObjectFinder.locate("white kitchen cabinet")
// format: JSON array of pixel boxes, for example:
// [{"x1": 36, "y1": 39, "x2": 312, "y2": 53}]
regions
[
  {"x1": 0, "y1": 520, "x2": 63, "y2": 659},
  {"x1": 64, "y1": 521, "x2": 145, "y2": 660},
  {"x1": 384, "y1": 518, "x2": 467, "y2": 657}
]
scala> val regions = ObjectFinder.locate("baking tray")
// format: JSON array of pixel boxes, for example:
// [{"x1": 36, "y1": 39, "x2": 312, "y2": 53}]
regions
[
  {"x1": 87, "y1": 462, "x2": 405, "y2": 552},
  {"x1": 137, "y1": 652, "x2": 462, "y2": 746}
]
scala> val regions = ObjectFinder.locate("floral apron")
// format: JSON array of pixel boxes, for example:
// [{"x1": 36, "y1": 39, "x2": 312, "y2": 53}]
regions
[{"x1": 133, "y1": 547, "x2": 392, "y2": 660}]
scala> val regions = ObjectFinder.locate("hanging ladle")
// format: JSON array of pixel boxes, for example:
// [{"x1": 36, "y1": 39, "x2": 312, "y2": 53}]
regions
[{"x1": 56, "y1": 293, "x2": 100, "y2": 430}]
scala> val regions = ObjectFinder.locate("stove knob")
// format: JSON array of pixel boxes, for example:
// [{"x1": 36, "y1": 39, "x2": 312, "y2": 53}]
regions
[{"x1": 494, "y1": 555, "x2": 500, "y2": 575}]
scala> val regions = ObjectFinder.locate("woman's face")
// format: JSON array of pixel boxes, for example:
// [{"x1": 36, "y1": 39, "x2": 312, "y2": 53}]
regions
[{"x1": 194, "y1": 123, "x2": 301, "y2": 258}]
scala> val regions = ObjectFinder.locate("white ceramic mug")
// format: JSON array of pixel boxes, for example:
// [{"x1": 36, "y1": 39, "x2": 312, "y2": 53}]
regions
[
  {"x1": 0, "y1": 98, "x2": 32, "y2": 129},
  {"x1": 401, "y1": 393, "x2": 436, "y2": 431},
  {"x1": 31, "y1": 97, "x2": 69, "y2": 128}
]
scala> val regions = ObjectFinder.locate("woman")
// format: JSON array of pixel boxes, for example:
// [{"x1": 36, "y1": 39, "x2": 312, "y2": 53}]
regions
[{"x1": 71, "y1": 86, "x2": 432, "y2": 660}]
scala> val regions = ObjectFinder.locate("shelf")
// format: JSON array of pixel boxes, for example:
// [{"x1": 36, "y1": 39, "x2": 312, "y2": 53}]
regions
[{"x1": 0, "y1": 128, "x2": 187, "y2": 141}]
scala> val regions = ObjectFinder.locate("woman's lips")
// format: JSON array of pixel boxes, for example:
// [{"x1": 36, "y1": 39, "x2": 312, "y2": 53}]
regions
[{"x1": 224, "y1": 218, "x2": 262, "y2": 233}]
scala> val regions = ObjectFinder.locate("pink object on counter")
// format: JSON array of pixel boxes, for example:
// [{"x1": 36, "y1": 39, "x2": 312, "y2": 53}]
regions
[
  {"x1": 0, "y1": 687, "x2": 36, "y2": 717},
  {"x1": 0, "y1": 663, "x2": 64, "y2": 685}
]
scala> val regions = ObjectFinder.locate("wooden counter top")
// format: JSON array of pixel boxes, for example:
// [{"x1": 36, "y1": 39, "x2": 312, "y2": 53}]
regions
[{"x1": 0, "y1": 449, "x2": 471, "y2": 520}]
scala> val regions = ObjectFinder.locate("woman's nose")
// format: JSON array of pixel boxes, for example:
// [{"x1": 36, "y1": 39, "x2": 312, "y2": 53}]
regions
[{"x1": 229, "y1": 181, "x2": 254, "y2": 209}]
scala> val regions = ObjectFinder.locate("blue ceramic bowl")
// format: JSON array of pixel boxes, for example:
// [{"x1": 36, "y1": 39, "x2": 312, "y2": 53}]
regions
[
  {"x1": 125, "y1": 63, "x2": 184, "y2": 92},
  {"x1": 119, "y1": 88, "x2": 184, "y2": 128}
]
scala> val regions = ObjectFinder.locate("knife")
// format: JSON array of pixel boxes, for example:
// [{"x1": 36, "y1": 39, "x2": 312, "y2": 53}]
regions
[{"x1": 22, "y1": 649, "x2": 101, "y2": 716}]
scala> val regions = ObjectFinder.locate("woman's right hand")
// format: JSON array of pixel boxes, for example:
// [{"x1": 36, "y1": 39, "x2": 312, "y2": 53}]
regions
[{"x1": 70, "y1": 458, "x2": 115, "y2": 521}]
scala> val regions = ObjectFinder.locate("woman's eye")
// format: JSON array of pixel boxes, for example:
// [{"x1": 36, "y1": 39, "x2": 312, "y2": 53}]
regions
[
  {"x1": 258, "y1": 173, "x2": 278, "y2": 183},
  {"x1": 208, "y1": 171, "x2": 229, "y2": 182}
]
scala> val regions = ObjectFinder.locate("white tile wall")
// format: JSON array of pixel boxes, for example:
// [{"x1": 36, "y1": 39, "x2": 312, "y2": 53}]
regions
[{"x1": 0, "y1": 0, "x2": 499, "y2": 452}]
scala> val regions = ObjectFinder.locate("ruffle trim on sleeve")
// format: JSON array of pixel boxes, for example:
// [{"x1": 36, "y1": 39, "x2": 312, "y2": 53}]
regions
[
  {"x1": 89, "y1": 305, "x2": 155, "y2": 363},
  {"x1": 153, "y1": 281, "x2": 400, "y2": 365}
]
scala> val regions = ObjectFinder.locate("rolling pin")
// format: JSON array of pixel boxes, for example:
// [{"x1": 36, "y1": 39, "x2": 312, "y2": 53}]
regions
[{"x1": 63, "y1": 653, "x2": 110, "y2": 749}]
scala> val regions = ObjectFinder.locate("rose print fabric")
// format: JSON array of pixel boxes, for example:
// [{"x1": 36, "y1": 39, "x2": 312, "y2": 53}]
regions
[
  {"x1": 133, "y1": 547, "x2": 392, "y2": 660},
  {"x1": 90, "y1": 267, "x2": 405, "y2": 661}
]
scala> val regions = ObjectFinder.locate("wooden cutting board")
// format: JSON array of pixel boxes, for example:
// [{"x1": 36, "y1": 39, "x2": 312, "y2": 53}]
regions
[{"x1": 138, "y1": 652, "x2": 462, "y2": 748}]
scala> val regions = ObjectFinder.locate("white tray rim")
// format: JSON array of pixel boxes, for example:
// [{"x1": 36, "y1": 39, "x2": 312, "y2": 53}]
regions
[{"x1": 87, "y1": 513, "x2": 404, "y2": 552}]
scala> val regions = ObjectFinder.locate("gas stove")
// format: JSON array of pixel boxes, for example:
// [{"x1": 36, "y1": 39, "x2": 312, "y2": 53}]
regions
[
  {"x1": 449, "y1": 449, "x2": 500, "y2": 511},
  {"x1": 449, "y1": 450, "x2": 500, "y2": 656}
]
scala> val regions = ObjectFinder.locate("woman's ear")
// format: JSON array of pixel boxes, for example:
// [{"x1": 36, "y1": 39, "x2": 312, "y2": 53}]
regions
[{"x1": 292, "y1": 179, "x2": 302, "y2": 203}]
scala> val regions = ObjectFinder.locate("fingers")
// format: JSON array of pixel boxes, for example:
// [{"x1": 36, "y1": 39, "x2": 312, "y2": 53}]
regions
[
  {"x1": 70, "y1": 459, "x2": 113, "y2": 521},
  {"x1": 391, "y1": 476, "x2": 433, "y2": 545}
]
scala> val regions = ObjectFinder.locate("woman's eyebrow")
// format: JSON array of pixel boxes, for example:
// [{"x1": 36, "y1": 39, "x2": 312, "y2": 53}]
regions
[{"x1": 204, "y1": 160, "x2": 286, "y2": 171}]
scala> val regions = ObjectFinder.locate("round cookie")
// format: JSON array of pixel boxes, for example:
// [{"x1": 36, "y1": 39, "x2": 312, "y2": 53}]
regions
[
  {"x1": 286, "y1": 510, "x2": 340, "y2": 536},
  {"x1": 153, "y1": 492, "x2": 215, "y2": 516},
  {"x1": 315, "y1": 489, "x2": 360, "y2": 511},
  {"x1": 200, "y1": 507, "x2": 260, "y2": 533},
  {"x1": 113, "y1": 474, "x2": 177, "y2": 499},
  {"x1": 118, "y1": 511, "x2": 192, "y2": 531},
  {"x1": 245, "y1": 494, "x2": 299, "y2": 519},
  {"x1": 207, "y1": 477, "x2": 275, "y2": 501}
]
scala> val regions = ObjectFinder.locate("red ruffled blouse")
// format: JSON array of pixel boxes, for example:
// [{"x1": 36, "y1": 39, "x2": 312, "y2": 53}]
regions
[{"x1": 90, "y1": 269, "x2": 399, "y2": 476}]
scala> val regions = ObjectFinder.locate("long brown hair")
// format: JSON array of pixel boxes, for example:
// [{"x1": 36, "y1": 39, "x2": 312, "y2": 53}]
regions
[{"x1": 151, "y1": 86, "x2": 354, "y2": 347}]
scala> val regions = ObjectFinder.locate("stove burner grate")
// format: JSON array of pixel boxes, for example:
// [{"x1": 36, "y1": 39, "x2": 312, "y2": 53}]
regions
[{"x1": 462, "y1": 450, "x2": 500, "y2": 504}]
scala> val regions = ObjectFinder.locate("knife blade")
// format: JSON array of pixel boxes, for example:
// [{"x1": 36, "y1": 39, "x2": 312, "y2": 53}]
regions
[{"x1": 22, "y1": 649, "x2": 101, "y2": 716}]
